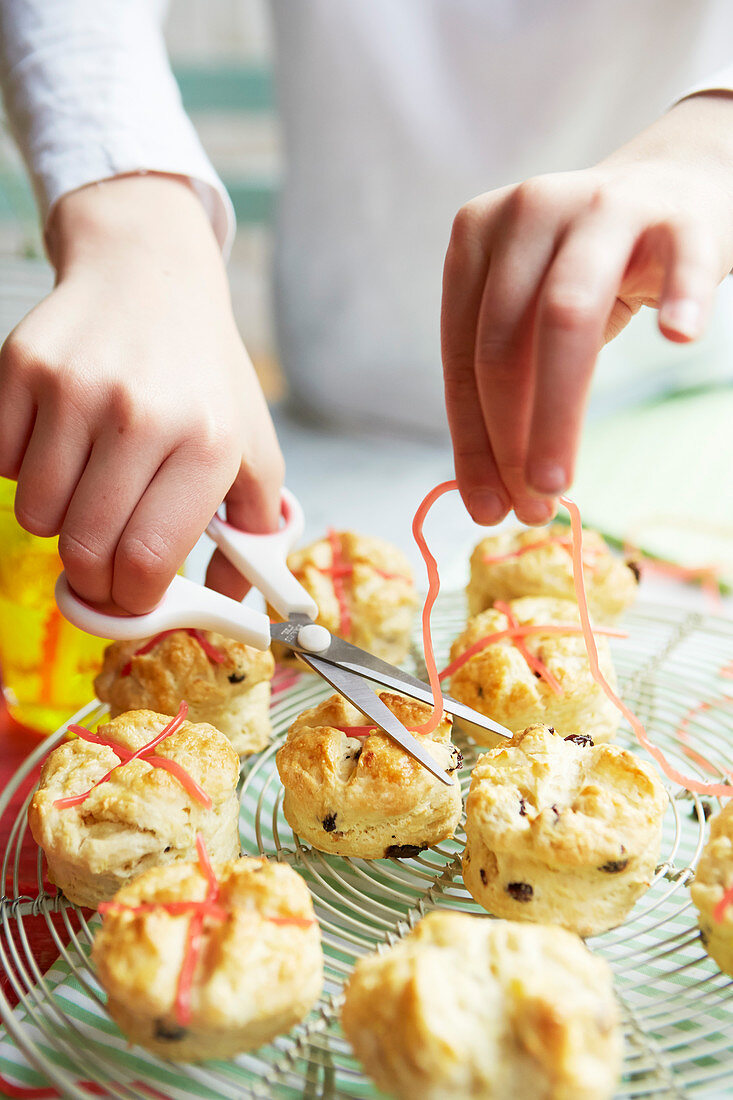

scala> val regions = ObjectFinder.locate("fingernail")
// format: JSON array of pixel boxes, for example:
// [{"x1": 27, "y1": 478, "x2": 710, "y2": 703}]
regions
[
  {"x1": 659, "y1": 299, "x2": 701, "y2": 340},
  {"x1": 517, "y1": 499, "x2": 554, "y2": 525},
  {"x1": 468, "y1": 489, "x2": 505, "y2": 525},
  {"x1": 526, "y1": 462, "x2": 568, "y2": 495}
]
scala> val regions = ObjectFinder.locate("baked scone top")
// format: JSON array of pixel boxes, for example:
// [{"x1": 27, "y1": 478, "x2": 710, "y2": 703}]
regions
[
  {"x1": 341, "y1": 911, "x2": 621, "y2": 1098},
  {"x1": 29, "y1": 710, "x2": 239, "y2": 870},
  {"x1": 468, "y1": 523, "x2": 638, "y2": 620},
  {"x1": 284, "y1": 531, "x2": 417, "y2": 639},
  {"x1": 467, "y1": 725, "x2": 667, "y2": 870},
  {"x1": 92, "y1": 857, "x2": 319, "y2": 1021},
  {"x1": 94, "y1": 629, "x2": 274, "y2": 715},
  {"x1": 277, "y1": 692, "x2": 461, "y2": 821},
  {"x1": 691, "y1": 800, "x2": 733, "y2": 930},
  {"x1": 448, "y1": 595, "x2": 614, "y2": 695}
]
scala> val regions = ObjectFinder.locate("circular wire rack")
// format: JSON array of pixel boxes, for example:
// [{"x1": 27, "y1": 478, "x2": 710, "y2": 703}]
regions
[{"x1": 1, "y1": 593, "x2": 732, "y2": 1099}]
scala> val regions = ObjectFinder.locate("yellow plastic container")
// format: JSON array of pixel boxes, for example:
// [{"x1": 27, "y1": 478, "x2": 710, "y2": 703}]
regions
[{"x1": 0, "y1": 477, "x2": 107, "y2": 733}]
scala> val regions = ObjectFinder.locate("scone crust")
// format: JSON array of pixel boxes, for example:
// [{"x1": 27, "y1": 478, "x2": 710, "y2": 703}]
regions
[
  {"x1": 462, "y1": 724, "x2": 667, "y2": 935},
  {"x1": 276, "y1": 692, "x2": 462, "y2": 858},
  {"x1": 341, "y1": 911, "x2": 622, "y2": 1100},
  {"x1": 467, "y1": 524, "x2": 638, "y2": 622},
  {"x1": 277, "y1": 531, "x2": 417, "y2": 664},
  {"x1": 449, "y1": 597, "x2": 620, "y2": 743},
  {"x1": 94, "y1": 629, "x2": 274, "y2": 756},
  {"x1": 92, "y1": 857, "x2": 323, "y2": 1060},
  {"x1": 29, "y1": 710, "x2": 240, "y2": 908},
  {"x1": 690, "y1": 801, "x2": 733, "y2": 975}
]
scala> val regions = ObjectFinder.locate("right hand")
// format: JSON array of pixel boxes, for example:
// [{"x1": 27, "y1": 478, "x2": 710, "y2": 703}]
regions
[
  {"x1": 441, "y1": 92, "x2": 733, "y2": 528},
  {"x1": 0, "y1": 174, "x2": 284, "y2": 614}
]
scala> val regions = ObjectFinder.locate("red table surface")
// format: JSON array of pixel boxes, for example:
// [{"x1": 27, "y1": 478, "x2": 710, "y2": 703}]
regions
[
  {"x1": 0, "y1": 700, "x2": 72, "y2": 1011},
  {"x1": 0, "y1": 702, "x2": 173, "y2": 1098}
]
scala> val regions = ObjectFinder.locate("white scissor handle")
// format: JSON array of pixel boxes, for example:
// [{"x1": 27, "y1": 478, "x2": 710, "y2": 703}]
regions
[
  {"x1": 55, "y1": 573, "x2": 272, "y2": 649},
  {"x1": 206, "y1": 486, "x2": 318, "y2": 620}
]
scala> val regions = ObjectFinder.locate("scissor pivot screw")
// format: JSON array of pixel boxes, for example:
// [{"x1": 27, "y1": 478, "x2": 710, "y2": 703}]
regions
[{"x1": 298, "y1": 623, "x2": 331, "y2": 652}]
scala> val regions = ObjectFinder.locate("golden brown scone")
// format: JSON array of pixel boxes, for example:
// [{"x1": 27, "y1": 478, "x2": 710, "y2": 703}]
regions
[
  {"x1": 92, "y1": 856, "x2": 323, "y2": 1061},
  {"x1": 691, "y1": 801, "x2": 733, "y2": 975},
  {"x1": 94, "y1": 629, "x2": 274, "y2": 757},
  {"x1": 467, "y1": 524, "x2": 638, "y2": 622},
  {"x1": 341, "y1": 911, "x2": 622, "y2": 1100},
  {"x1": 29, "y1": 709, "x2": 240, "y2": 908},
  {"x1": 270, "y1": 530, "x2": 417, "y2": 665},
  {"x1": 276, "y1": 692, "x2": 462, "y2": 858},
  {"x1": 462, "y1": 725, "x2": 667, "y2": 936},
  {"x1": 448, "y1": 597, "x2": 620, "y2": 744}
]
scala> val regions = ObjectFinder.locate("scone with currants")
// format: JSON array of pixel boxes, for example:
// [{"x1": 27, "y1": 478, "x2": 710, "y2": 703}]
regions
[
  {"x1": 271, "y1": 530, "x2": 417, "y2": 665},
  {"x1": 93, "y1": 851, "x2": 323, "y2": 1060},
  {"x1": 691, "y1": 800, "x2": 733, "y2": 975},
  {"x1": 446, "y1": 596, "x2": 621, "y2": 744},
  {"x1": 276, "y1": 692, "x2": 462, "y2": 859},
  {"x1": 29, "y1": 706, "x2": 240, "y2": 908},
  {"x1": 462, "y1": 724, "x2": 667, "y2": 935},
  {"x1": 95, "y1": 628, "x2": 275, "y2": 757},
  {"x1": 341, "y1": 910, "x2": 622, "y2": 1100},
  {"x1": 467, "y1": 524, "x2": 639, "y2": 622}
]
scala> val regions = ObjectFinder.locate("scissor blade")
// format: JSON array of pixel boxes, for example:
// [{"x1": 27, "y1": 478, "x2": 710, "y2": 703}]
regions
[
  {"x1": 270, "y1": 620, "x2": 512, "y2": 741},
  {"x1": 337, "y1": 660, "x2": 512, "y2": 741},
  {"x1": 297, "y1": 652, "x2": 453, "y2": 786}
]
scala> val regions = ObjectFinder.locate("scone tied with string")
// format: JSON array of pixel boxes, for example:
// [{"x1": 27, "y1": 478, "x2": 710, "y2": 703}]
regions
[
  {"x1": 92, "y1": 845, "x2": 323, "y2": 1061},
  {"x1": 467, "y1": 523, "x2": 639, "y2": 622},
  {"x1": 690, "y1": 801, "x2": 733, "y2": 975},
  {"x1": 29, "y1": 705, "x2": 240, "y2": 908},
  {"x1": 276, "y1": 692, "x2": 462, "y2": 858},
  {"x1": 445, "y1": 596, "x2": 622, "y2": 745},
  {"x1": 271, "y1": 530, "x2": 417, "y2": 664},
  {"x1": 341, "y1": 911, "x2": 621, "y2": 1100},
  {"x1": 94, "y1": 628, "x2": 275, "y2": 757},
  {"x1": 462, "y1": 724, "x2": 667, "y2": 936}
]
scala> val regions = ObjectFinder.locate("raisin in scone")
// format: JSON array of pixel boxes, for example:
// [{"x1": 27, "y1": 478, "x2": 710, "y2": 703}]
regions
[
  {"x1": 462, "y1": 725, "x2": 667, "y2": 935},
  {"x1": 691, "y1": 800, "x2": 733, "y2": 975},
  {"x1": 467, "y1": 524, "x2": 638, "y2": 622},
  {"x1": 341, "y1": 911, "x2": 622, "y2": 1100},
  {"x1": 447, "y1": 597, "x2": 620, "y2": 744},
  {"x1": 29, "y1": 709, "x2": 240, "y2": 908},
  {"x1": 276, "y1": 692, "x2": 462, "y2": 858},
  {"x1": 270, "y1": 530, "x2": 417, "y2": 665},
  {"x1": 94, "y1": 629, "x2": 274, "y2": 757},
  {"x1": 92, "y1": 856, "x2": 323, "y2": 1060}
]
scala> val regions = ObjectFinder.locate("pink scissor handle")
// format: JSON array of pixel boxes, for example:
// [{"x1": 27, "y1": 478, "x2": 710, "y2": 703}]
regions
[
  {"x1": 55, "y1": 573, "x2": 272, "y2": 648},
  {"x1": 206, "y1": 486, "x2": 317, "y2": 620}
]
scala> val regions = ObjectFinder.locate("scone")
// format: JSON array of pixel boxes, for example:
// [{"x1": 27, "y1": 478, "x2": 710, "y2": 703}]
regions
[
  {"x1": 462, "y1": 724, "x2": 667, "y2": 935},
  {"x1": 276, "y1": 692, "x2": 463, "y2": 858},
  {"x1": 29, "y1": 707, "x2": 240, "y2": 908},
  {"x1": 272, "y1": 530, "x2": 417, "y2": 664},
  {"x1": 93, "y1": 852, "x2": 323, "y2": 1060},
  {"x1": 447, "y1": 597, "x2": 620, "y2": 744},
  {"x1": 94, "y1": 628, "x2": 275, "y2": 757},
  {"x1": 690, "y1": 801, "x2": 733, "y2": 974},
  {"x1": 467, "y1": 523, "x2": 639, "y2": 621},
  {"x1": 341, "y1": 911, "x2": 622, "y2": 1100}
]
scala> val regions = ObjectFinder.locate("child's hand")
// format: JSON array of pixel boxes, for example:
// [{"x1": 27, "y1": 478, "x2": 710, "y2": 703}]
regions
[
  {"x1": 442, "y1": 93, "x2": 733, "y2": 527},
  {"x1": 0, "y1": 175, "x2": 284, "y2": 614}
]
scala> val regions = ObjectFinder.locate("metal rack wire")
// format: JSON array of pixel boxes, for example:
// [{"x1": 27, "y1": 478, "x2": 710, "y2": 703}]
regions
[{"x1": 1, "y1": 594, "x2": 732, "y2": 1098}]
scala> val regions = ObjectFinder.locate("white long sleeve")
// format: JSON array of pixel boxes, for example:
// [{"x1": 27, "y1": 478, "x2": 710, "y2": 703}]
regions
[
  {"x1": 679, "y1": 63, "x2": 733, "y2": 102},
  {"x1": 0, "y1": 0, "x2": 234, "y2": 252}
]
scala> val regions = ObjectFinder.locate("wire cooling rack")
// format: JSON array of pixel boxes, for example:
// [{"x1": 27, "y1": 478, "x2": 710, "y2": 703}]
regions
[{"x1": 1, "y1": 594, "x2": 732, "y2": 1099}]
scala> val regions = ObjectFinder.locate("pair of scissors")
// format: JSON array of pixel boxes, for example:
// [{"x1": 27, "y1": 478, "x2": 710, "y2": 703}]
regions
[{"x1": 55, "y1": 489, "x2": 512, "y2": 785}]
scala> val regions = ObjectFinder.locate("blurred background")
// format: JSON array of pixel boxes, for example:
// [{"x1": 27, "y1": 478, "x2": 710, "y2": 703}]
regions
[
  {"x1": 0, "y1": 0, "x2": 732, "y2": 593},
  {"x1": 0, "y1": 0, "x2": 282, "y2": 399}
]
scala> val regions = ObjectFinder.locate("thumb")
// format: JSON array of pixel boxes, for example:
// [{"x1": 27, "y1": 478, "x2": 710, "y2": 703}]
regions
[{"x1": 205, "y1": 438, "x2": 285, "y2": 602}]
